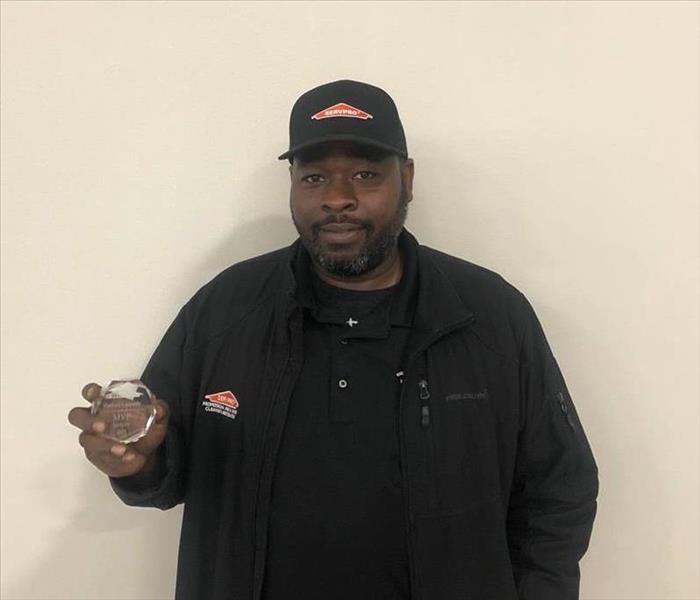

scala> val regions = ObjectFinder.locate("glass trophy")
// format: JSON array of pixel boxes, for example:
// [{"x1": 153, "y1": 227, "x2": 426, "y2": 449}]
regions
[{"x1": 90, "y1": 379, "x2": 157, "y2": 444}]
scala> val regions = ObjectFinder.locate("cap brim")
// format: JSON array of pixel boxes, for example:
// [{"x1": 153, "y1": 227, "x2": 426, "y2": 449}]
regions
[{"x1": 277, "y1": 134, "x2": 407, "y2": 161}]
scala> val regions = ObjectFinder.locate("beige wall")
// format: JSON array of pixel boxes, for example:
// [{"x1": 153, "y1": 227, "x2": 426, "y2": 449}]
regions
[{"x1": 2, "y1": 1, "x2": 698, "y2": 599}]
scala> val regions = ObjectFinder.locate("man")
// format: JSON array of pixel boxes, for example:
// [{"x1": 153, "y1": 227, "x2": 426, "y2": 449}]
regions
[{"x1": 69, "y1": 79, "x2": 599, "y2": 600}]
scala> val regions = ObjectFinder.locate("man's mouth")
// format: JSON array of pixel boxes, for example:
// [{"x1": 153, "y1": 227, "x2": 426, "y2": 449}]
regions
[
  {"x1": 319, "y1": 224, "x2": 365, "y2": 242},
  {"x1": 320, "y1": 224, "x2": 364, "y2": 233}
]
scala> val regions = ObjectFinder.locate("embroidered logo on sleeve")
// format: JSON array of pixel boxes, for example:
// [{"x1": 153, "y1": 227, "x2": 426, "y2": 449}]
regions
[{"x1": 203, "y1": 390, "x2": 239, "y2": 420}]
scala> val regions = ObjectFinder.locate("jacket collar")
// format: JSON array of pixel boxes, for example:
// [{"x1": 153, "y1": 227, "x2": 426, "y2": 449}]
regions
[{"x1": 282, "y1": 227, "x2": 474, "y2": 340}]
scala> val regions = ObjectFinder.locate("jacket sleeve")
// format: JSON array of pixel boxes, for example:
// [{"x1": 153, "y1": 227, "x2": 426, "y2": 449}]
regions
[
  {"x1": 506, "y1": 291, "x2": 599, "y2": 600},
  {"x1": 109, "y1": 305, "x2": 190, "y2": 510}
]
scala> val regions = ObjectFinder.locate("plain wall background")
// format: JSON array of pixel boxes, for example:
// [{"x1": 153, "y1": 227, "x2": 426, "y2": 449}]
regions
[{"x1": 1, "y1": 1, "x2": 698, "y2": 599}]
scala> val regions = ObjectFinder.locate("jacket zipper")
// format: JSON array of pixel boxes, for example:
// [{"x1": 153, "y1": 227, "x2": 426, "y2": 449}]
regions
[
  {"x1": 252, "y1": 352, "x2": 289, "y2": 594},
  {"x1": 252, "y1": 310, "x2": 303, "y2": 600},
  {"x1": 397, "y1": 363, "x2": 416, "y2": 599},
  {"x1": 556, "y1": 390, "x2": 577, "y2": 432},
  {"x1": 418, "y1": 375, "x2": 439, "y2": 511},
  {"x1": 419, "y1": 378, "x2": 431, "y2": 427},
  {"x1": 398, "y1": 313, "x2": 475, "y2": 600}
]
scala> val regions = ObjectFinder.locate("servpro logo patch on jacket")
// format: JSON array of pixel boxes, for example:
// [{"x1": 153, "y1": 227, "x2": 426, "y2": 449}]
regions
[{"x1": 203, "y1": 390, "x2": 239, "y2": 420}]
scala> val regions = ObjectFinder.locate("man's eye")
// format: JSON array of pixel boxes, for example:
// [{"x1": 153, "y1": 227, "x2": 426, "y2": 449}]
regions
[
  {"x1": 301, "y1": 174, "x2": 324, "y2": 184},
  {"x1": 300, "y1": 172, "x2": 376, "y2": 184}
]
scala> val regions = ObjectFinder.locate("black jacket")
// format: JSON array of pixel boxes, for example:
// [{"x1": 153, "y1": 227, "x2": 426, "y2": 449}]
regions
[{"x1": 111, "y1": 227, "x2": 599, "y2": 600}]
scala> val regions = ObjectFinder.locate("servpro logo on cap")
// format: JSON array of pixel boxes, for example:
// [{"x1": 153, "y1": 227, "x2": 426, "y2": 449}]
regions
[{"x1": 311, "y1": 102, "x2": 374, "y2": 121}]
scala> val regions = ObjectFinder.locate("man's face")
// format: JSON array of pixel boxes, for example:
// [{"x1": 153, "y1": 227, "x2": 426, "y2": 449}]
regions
[{"x1": 289, "y1": 141, "x2": 414, "y2": 278}]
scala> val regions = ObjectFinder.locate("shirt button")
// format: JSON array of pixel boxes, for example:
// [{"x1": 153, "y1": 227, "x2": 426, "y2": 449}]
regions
[{"x1": 338, "y1": 379, "x2": 348, "y2": 389}]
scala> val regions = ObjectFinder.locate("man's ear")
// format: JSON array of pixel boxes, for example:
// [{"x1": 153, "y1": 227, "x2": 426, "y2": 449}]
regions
[{"x1": 401, "y1": 158, "x2": 415, "y2": 203}]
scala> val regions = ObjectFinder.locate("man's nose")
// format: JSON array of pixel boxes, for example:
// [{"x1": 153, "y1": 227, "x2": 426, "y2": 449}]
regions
[{"x1": 322, "y1": 178, "x2": 357, "y2": 212}]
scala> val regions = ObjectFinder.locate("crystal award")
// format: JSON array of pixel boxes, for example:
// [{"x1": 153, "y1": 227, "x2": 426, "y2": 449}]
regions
[{"x1": 90, "y1": 379, "x2": 157, "y2": 444}]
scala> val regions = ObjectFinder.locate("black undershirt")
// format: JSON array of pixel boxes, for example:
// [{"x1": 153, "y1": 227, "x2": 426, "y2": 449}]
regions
[{"x1": 261, "y1": 270, "x2": 412, "y2": 600}]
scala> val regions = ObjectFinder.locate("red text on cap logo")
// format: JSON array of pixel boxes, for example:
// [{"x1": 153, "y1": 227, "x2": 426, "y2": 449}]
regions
[
  {"x1": 204, "y1": 390, "x2": 239, "y2": 409},
  {"x1": 311, "y1": 102, "x2": 374, "y2": 121}
]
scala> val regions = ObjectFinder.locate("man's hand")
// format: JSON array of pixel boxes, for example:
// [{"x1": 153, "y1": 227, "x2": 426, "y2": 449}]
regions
[{"x1": 68, "y1": 382, "x2": 169, "y2": 478}]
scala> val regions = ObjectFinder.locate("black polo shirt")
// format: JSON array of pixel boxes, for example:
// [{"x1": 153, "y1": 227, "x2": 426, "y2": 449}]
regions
[{"x1": 261, "y1": 230, "x2": 418, "y2": 600}]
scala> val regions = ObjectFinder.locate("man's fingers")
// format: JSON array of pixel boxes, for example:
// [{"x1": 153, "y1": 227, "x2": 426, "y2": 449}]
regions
[
  {"x1": 153, "y1": 398, "x2": 169, "y2": 423},
  {"x1": 78, "y1": 431, "x2": 143, "y2": 464},
  {"x1": 81, "y1": 382, "x2": 102, "y2": 403},
  {"x1": 68, "y1": 406, "x2": 105, "y2": 432},
  {"x1": 79, "y1": 431, "x2": 128, "y2": 456}
]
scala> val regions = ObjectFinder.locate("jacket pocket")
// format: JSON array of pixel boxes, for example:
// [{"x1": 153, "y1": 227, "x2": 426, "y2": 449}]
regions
[{"x1": 413, "y1": 497, "x2": 519, "y2": 600}]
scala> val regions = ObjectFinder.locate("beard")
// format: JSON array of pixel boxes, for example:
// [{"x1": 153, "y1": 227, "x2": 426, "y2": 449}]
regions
[{"x1": 291, "y1": 184, "x2": 410, "y2": 278}]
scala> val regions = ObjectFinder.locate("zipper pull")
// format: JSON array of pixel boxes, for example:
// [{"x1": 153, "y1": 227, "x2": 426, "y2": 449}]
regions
[
  {"x1": 421, "y1": 405, "x2": 430, "y2": 427},
  {"x1": 419, "y1": 378, "x2": 430, "y2": 400},
  {"x1": 419, "y1": 378, "x2": 431, "y2": 427},
  {"x1": 557, "y1": 391, "x2": 577, "y2": 431}
]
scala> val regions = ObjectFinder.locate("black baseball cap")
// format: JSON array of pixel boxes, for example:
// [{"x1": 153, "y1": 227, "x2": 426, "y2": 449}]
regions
[{"x1": 278, "y1": 79, "x2": 408, "y2": 161}]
